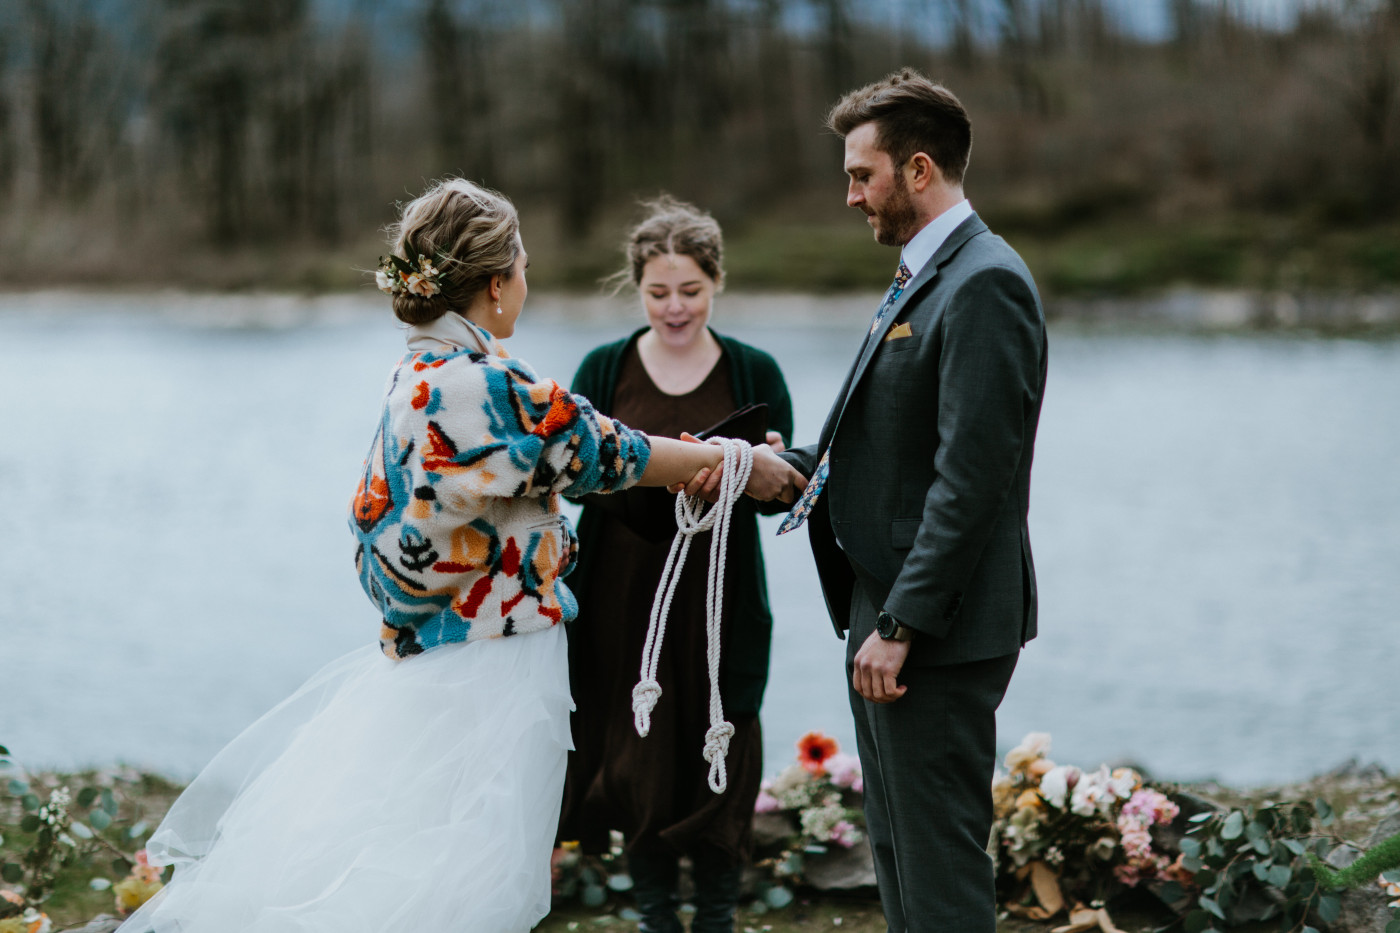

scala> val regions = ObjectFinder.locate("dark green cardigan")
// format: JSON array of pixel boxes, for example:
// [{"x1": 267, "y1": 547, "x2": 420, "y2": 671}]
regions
[{"x1": 566, "y1": 328, "x2": 794, "y2": 716}]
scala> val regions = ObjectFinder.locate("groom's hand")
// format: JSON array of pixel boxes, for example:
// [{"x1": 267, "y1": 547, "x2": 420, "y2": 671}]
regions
[
  {"x1": 671, "y1": 442, "x2": 807, "y2": 504},
  {"x1": 852, "y1": 631, "x2": 910, "y2": 703}
]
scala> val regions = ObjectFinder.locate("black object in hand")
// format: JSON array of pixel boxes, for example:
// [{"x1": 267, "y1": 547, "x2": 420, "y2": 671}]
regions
[{"x1": 694, "y1": 403, "x2": 768, "y2": 447}]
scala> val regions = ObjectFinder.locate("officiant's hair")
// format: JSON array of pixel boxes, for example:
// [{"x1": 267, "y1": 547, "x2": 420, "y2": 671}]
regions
[
  {"x1": 387, "y1": 178, "x2": 521, "y2": 324},
  {"x1": 827, "y1": 69, "x2": 972, "y2": 186},
  {"x1": 609, "y1": 194, "x2": 725, "y2": 293}
]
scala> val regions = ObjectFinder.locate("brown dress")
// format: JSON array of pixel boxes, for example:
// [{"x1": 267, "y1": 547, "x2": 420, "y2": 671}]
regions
[{"x1": 560, "y1": 344, "x2": 762, "y2": 861}]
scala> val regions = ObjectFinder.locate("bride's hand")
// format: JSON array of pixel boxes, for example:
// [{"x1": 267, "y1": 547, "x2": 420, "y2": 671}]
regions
[
  {"x1": 764, "y1": 431, "x2": 786, "y2": 453},
  {"x1": 667, "y1": 433, "x2": 720, "y2": 495}
]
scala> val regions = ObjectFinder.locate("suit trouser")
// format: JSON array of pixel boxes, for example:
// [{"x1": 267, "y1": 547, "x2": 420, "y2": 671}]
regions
[{"x1": 846, "y1": 580, "x2": 1019, "y2": 933}]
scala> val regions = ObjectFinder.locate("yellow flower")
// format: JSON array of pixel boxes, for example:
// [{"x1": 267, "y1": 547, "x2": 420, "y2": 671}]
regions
[
  {"x1": 1016, "y1": 789, "x2": 1046, "y2": 812},
  {"x1": 0, "y1": 918, "x2": 25, "y2": 933},
  {"x1": 114, "y1": 876, "x2": 164, "y2": 915},
  {"x1": 992, "y1": 772, "x2": 1019, "y2": 818}
]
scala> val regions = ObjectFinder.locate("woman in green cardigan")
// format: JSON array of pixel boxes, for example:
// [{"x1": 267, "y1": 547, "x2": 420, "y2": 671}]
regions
[{"x1": 560, "y1": 197, "x2": 793, "y2": 933}]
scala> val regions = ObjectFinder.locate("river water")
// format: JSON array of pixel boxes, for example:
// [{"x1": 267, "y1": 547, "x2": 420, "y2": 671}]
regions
[{"x1": 1, "y1": 291, "x2": 1397, "y2": 785}]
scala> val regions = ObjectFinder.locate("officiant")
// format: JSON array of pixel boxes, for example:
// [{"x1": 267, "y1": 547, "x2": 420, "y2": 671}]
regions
[{"x1": 559, "y1": 196, "x2": 793, "y2": 933}]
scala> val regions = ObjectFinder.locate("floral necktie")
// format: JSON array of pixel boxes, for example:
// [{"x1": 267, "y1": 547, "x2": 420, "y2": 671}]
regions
[{"x1": 777, "y1": 260, "x2": 912, "y2": 535}]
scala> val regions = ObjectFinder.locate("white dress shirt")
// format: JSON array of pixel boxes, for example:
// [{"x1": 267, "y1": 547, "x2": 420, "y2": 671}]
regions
[{"x1": 900, "y1": 199, "x2": 974, "y2": 279}]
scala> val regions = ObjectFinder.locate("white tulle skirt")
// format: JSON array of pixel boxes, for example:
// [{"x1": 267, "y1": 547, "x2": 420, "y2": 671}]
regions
[{"x1": 120, "y1": 625, "x2": 573, "y2": 933}]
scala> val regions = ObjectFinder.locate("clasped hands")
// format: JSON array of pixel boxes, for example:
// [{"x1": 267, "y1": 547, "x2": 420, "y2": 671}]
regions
[{"x1": 667, "y1": 431, "x2": 808, "y2": 504}]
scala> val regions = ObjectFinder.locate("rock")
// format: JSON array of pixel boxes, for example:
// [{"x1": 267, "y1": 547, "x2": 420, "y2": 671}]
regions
[
  {"x1": 752, "y1": 811, "x2": 798, "y2": 848},
  {"x1": 803, "y1": 841, "x2": 877, "y2": 890},
  {"x1": 1328, "y1": 844, "x2": 1365, "y2": 869},
  {"x1": 1365, "y1": 809, "x2": 1400, "y2": 849},
  {"x1": 1332, "y1": 885, "x2": 1391, "y2": 933}
]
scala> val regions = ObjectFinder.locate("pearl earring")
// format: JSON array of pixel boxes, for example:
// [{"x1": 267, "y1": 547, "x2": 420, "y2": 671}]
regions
[{"x1": 495, "y1": 306, "x2": 503, "y2": 315}]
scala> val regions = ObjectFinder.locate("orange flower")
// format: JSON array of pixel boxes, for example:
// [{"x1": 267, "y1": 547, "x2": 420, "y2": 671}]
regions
[
  {"x1": 1015, "y1": 789, "x2": 1046, "y2": 812},
  {"x1": 796, "y1": 731, "x2": 840, "y2": 774}
]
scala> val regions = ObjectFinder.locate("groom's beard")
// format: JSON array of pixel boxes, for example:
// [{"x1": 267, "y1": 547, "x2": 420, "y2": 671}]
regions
[{"x1": 874, "y1": 173, "x2": 920, "y2": 247}]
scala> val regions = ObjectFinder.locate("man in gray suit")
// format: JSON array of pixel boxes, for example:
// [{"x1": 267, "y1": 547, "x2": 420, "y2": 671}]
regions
[{"x1": 729, "y1": 69, "x2": 1048, "y2": 932}]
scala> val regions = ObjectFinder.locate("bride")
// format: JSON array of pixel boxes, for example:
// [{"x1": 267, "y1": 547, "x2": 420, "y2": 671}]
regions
[{"x1": 118, "y1": 178, "x2": 727, "y2": 933}]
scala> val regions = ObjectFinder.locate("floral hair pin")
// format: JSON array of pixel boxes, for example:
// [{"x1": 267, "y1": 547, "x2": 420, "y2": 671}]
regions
[{"x1": 377, "y1": 253, "x2": 448, "y2": 298}]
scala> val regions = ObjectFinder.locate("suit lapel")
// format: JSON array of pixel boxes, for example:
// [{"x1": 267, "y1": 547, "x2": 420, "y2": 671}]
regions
[{"x1": 819, "y1": 214, "x2": 988, "y2": 450}]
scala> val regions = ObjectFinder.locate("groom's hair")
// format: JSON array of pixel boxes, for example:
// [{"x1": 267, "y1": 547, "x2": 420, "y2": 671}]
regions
[{"x1": 827, "y1": 69, "x2": 972, "y2": 186}]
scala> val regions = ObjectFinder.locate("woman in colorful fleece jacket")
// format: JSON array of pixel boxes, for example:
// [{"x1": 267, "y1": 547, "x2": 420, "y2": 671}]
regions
[{"x1": 119, "y1": 179, "x2": 727, "y2": 933}]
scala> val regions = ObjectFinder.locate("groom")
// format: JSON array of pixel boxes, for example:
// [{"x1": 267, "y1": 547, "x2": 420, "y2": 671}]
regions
[{"x1": 732, "y1": 69, "x2": 1048, "y2": 932}]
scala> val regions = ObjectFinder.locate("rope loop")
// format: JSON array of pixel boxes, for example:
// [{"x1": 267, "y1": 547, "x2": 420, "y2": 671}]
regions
[{"x1": 631, "y1": 437, "x2": 754, "y2": 794}]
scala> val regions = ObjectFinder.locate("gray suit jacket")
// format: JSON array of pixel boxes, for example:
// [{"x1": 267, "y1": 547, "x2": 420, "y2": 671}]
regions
[{"x1": 782, "y1": 213, "x2": 1047, "y2": 666}]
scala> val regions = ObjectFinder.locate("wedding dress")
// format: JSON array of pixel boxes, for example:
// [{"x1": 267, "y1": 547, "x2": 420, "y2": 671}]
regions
[{"x1": 118, "y1": 626, "x2": 571, "y2": 933}]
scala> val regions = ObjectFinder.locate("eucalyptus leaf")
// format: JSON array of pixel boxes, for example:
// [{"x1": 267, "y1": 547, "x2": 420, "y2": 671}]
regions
[
  {"x1": 77, "y1": 788, "x2": 99, "y2": 808},
  {"x1": 1317, "y1": 893, "x2": 1341, "y2": 924},
  {"x1": 1302, "y1": 927, "x2": 1320, "y2": 933},
  {"x1": 764, "y1": 886, "x2": 794, "y2": 909},
  {"x1": 1, "y1": 863, "x2": 22, "y2": 883},
  {"x1": 1207, "y1": 836, "x2": 1226, "y2": 858},
  {"x1": 88, "y1": 809, "x2": 112, "y2": 831},
  {"x1": 1200, "y1": 896, "x2": 1226, "y2": 920},
  {"x1": 1252, "y1": 837, "x2": 1271, "y2": 855},
  {"x1": 128, "y1": 821, "x2": 148, "y2": 839},
  {"x1": 1246, "y1": 820, "x2": 1267, "y2": 841},
  {"x1": 70, "y1": 822, "x2": 94, "y2": 840},
  {"x1": 1385, "y1": 919, "x2": 1400, "y2": 933},
  {"x1": 605, "y1": 873, "x2": 633, "y2": 892},
  {"x1": 1221, "y1": 811, "x2": 1244, "y2": 840},
  {"x1": 20, "y1": 815, "x2": 40, "y2": 833},
  {"x1": 1182, "y1": 855, "x2": 1203, "y2": 872},
  {"x1": 1282, "y1": 838, "x2": 1307, "y2": 857},
  {"x1": 0, "y1": 745, "x2": 9, "y2": 756},
  {"x1": 1381, "y1": 868, "x2": 1400, "y2": 883},
  {"x1": 1252, "y1": 861, "x2": 1271, "y2": 882},
  {"x1": 1267, "y1": 864, "x2": 1293, "y2": 888},
  {"x1": 89, "y1": 877, "x2": 112, "y2": 891},
  {"x1": 618, "y1": 908, "x2": 641, "y2": 922},
  {"x1": 1188, "y1": 812, "x2": 1214, "y2": 823},
  {"x1": 1179, "y1": 838, "x2": 1202, "y2": 857},
  {"x1": 1184, "y1": 908, "x2": 1211, "y2": 933},
  {"x1": 1159, "y1": 881, "x2": 1185, "y2": 903},
  {"x1": 1314, "y1": 798, "x2": 1334, "y2": 825},
  {"x1": 7, "y1": 780, "x2": 27, "y2": 795},
  {"x1": 20, "y1": 794, "x2": 39, "y2": 812},
  {"x1": 580, "y1": 883, "x2": 606, "y2": 908},
  {"x1": 101, "y1": 788, "x2": 118, "y2": 817}
]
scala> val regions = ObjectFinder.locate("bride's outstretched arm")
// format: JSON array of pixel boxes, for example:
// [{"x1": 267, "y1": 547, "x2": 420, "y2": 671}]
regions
[{"x1": 634, "y1": 434, "x2": 725, "y2": 489}]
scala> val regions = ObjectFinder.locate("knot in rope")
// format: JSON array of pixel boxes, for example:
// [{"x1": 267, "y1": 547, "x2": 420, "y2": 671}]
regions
[
  {"x1": 703, "y1": 721, "x2": 737, "y2": 793},
  {"x1": 631, "y1": 437, "x2": 754, "y2": 794},
  {"x1": 631, "y1": 680, "x2": 663, "y2": 737}
]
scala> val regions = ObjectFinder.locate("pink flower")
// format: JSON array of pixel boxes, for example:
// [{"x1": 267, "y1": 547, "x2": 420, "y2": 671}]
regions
[
  {"x1": 754, "y1": 790, "x2": 781, "y2": 813},
  {"x1": 826, "y1": 753, "x2": 863, "y2": 792},
  {"x1": 830, "y1": 820, "x2": 860, "y2": 848}
]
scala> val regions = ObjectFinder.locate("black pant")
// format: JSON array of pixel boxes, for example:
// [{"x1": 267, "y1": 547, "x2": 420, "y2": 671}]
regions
[{"x1": 846, "y1": 580, "x2": 1019, "y2": 933}]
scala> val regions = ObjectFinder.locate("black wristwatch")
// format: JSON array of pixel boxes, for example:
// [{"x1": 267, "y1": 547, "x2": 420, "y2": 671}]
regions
[{"x1": 876, "y1": 610, "x2": 914, "y2": 642}]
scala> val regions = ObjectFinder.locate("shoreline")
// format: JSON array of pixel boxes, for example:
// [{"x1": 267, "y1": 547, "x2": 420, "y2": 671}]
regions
[{"x1": 2, "y1": 287, "x2": 1399, "y2": 335}]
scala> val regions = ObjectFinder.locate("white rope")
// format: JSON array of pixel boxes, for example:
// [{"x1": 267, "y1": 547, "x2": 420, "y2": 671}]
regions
[{"x1": 632, "y1": 437, "x2": 754, "y2": 794}]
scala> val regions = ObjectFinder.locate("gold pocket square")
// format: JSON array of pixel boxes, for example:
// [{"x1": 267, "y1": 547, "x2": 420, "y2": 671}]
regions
[{"x1": 884, "y1": 322, "x2": 914, "y2": 342}]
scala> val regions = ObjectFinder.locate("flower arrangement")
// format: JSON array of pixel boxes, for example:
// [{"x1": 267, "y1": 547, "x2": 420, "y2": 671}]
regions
[
  {"x1": 376, "y1": 253, "x2": 447, "y2": 298},
  {"x1": 991, "y1": 732, "x2": 1187, "y2": 921},
  {"x1": 0, "y1": 891, "x2": 49, "y2": 933},
  {"x1": 112, "y1": 849, "x2": 164, "y2": 916},
  {"x1": 753, "y1": 732, "x2": 864, "y2": 882}
]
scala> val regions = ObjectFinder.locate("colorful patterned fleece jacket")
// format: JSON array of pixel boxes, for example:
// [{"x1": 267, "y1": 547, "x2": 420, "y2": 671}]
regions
[{"x1": 349, "y1": 317, "x2": 651, "y2": 660}]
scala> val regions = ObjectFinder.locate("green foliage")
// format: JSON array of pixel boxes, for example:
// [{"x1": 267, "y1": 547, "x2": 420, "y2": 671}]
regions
[
  {"x1": 1180, "y1": 800, "x2": 1327, "y2": 931},
  {"x1": 0, "y1": 750, "x2": 148, "y2": 913},
  {"x1": 1310, "y1": 831, "x2": 1400, "y2": 891}
]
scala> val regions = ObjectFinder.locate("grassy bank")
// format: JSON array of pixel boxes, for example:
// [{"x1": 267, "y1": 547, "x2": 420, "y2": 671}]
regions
[{"x1": 5, "y1": 209, "x2": 1399, "y2": 301}]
